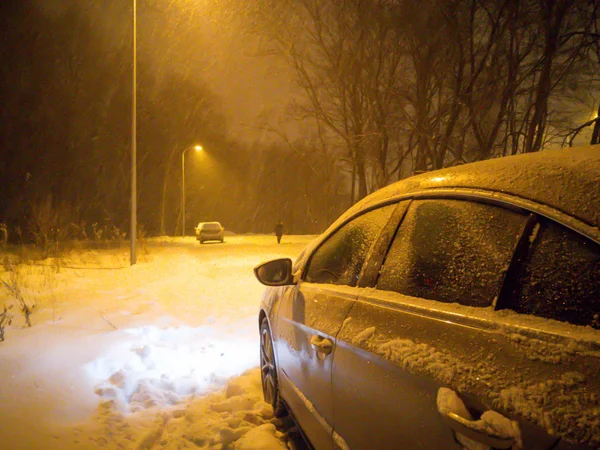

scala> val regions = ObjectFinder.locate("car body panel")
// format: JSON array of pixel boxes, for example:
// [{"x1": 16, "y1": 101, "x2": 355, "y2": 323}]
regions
[
  {"x1": 275, "y1": 283, "x2": 358, "y2": 450},
  {"x1": 256, "y1": 146, "x2": 600, "y2": 449},
  {"x1": 332, "y1": 334, "x2": 463, "y2": 449},
  {"x1": 332, "y1": 289, "x2": 600, "y2": 448}
]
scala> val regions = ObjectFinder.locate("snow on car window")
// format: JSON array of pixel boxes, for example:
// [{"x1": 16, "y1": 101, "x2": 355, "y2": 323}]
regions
[
  {"x1": 502, "y1": 217, "x2": 600, "y2": 328},
  {"x1": 305, "y1": 204, "x2": 396, "y2": 287},
  {"x1": 378, "y1": 199, "x2": 526, "y2": 307}
]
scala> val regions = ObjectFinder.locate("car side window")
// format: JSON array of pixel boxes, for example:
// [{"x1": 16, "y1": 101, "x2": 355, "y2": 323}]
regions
[
  {"x1": 305, "y1": 204, "x2": 396, "y2": 287},
  {"x1": 505, "y1": 219, "x2": 600, "y2": 328},
  {"x1": 377, "y1": 199, "x2": 527, "y2": 307}
]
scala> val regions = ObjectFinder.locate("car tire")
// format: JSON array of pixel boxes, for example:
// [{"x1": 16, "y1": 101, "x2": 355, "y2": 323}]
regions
[{"x1": 260, "y1": 317, "x2": 286, "y2": 417}]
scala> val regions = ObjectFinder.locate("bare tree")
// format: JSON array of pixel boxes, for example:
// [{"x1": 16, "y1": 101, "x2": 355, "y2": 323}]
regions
[
  {"x1": 245, "y1": 0, "x2": 413, "y2": 201},
  {"x1": 237, "y1": 0, "x2": 600, "y2": 202}
]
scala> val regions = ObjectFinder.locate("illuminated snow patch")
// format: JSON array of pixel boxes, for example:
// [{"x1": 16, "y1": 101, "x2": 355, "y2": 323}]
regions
[{"x1": 85, "y1": 325, "x2": 258, "y2": 412}]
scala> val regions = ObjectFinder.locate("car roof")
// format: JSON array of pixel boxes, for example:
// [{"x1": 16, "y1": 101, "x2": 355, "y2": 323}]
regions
[
  {"x1": 295, "y1": 145, "x2": 600, "y2": 271},
  {"x1": 200, "y1": 221, "x2": 222, "y2": 226},
  {"x1": 350, "y1": 145, "x2": 600, "y2": 229}
]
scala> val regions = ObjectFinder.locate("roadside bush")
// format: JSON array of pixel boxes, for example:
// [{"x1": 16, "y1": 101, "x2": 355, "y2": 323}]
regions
[
  {"x1": 29, "y1": 196, "x2": 72, "y2": 264},
  {"x1": 1, "y1": 261, "x2": 34, "y2": 328},
  {"x1": 0, "y1": 305, "x2": 12, "y2": 341}
]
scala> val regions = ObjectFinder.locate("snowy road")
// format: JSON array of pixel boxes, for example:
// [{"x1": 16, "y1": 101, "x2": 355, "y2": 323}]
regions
[{"x1": 0, "y1": 235, "x2": 314, "y2": 449}]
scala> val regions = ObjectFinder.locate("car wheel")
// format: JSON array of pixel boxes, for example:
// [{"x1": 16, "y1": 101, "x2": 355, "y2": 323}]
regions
[{"x1": 260, "y1": 317, "x2": 286, "y2": 417}]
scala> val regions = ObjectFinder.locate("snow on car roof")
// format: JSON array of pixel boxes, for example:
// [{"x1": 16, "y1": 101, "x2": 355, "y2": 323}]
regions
[
  {"x1": 294, "y1": 145, "x2": 600, "y2": 269},
  {"x1": 352, "y1": 145, "x2": 600, "y2": 229}
]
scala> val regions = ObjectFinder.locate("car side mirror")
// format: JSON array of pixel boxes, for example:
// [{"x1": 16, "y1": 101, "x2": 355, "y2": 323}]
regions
[{"x1": 254, "y1": 258, "x2": 295, "y2": 286}]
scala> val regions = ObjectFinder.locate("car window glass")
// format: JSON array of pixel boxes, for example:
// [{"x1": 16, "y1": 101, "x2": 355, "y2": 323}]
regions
[
  {"x1": 378, "y1": 199, "x2": 526, "y2": 307},
  {"x1": 305, "y1": 204, "x2": 396, "y2": 286},
  {"x1": 506, "y1": 219, "x2": 600, "y2": 328}
]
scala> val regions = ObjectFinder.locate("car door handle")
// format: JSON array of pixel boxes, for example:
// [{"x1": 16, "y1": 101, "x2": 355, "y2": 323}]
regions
[
  {"x1": 437, "y1": 388, "x2": 518, "y2": 450},
  {"x1": 310, "y1": 335, "x2": 333, "y2": 355},
  {"x1": 441, "y1": 412, "x2": 515, "y2": 449}
]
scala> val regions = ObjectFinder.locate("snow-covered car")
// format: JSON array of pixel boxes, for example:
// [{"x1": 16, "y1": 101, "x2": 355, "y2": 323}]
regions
[
  {"x1": 195, "y1": 221, "x2": 225, "y2": 243},
  {"x1": 253, "y1": 145, "x2": 600, "y2": 450}
]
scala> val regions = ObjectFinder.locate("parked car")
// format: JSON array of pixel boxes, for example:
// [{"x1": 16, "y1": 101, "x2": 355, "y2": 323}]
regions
[
  {"x1": 254, "y1": 145, "x2": 600, "y2": 450},
  {"x1": 195, "y1": 221, "x2": 224, "y2": 243}
]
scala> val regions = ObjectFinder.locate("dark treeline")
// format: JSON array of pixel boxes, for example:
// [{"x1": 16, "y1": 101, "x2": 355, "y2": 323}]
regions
[
  {"x1": 0, "y1": 1, "x2": 346, "y2": 243},
  {"x1": 244, "y1": 0, "x2": 600, "y2": 201},
  {"x1": 1, "y1": 0, "x2": 599, "y2": 244}
]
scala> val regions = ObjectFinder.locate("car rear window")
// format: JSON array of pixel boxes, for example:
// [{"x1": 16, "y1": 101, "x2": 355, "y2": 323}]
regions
[
  {"x1": 377, "y1": 199, "x2": 527, "y2": 307},
  {"x1": 202, "y1": 223, "x2": 221, "y2": 231},
  {"x1": 502, "y1": 218, "x2": 600, "y2": 328}
]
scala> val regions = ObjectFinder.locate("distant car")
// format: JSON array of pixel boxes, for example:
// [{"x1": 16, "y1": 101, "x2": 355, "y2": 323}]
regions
[
  {"x1": 195, "y1": 221, "x2": 224, "y2": 243},
  {"x1": 254, "y1": 145, "x2": 600, "y2": 450}
]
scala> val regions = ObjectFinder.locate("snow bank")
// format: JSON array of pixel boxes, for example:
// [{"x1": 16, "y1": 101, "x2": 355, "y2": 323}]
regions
[
  {"x1": 87, "y1": 324, "x2": 258, "y2": 413},
  {"x1": 79, "y1": 368, "x2": 290, "y2": 449},
  {"x1": 0, "y1": 235, "x2": 313, "y2": 449}
]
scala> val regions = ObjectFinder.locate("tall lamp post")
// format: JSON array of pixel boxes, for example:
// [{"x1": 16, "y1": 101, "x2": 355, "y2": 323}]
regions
[
  {"x1": 130, "y1": 0, "x2": 137, "y2": 265},
  {"x1": 182, "y1": 145, "x2": 203, "y2": 236}
]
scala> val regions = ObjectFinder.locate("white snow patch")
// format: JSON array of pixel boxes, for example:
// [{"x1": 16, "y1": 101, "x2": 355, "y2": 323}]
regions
[
  {"x1": 0, "y1": 235, "x2": 313, "y2": 449},
  {"x1": 528, "y1": 223, "x2": 541, "y2": 245},
  {"x1": 355, "y1": 326, "x2": 375, "y2": 344},
  {"x1": 86, "y1": 324, "x2": 259, "y2": 412},
  {"x1": 378, "y1": 339, "x2": 461, "y2": 385},
  {"x1": 83, "y1": 368, "x2": 290, "y2": 449},
  {"x1": 505, "y1": 332, "x2": 590, "y2": 364},
  {"x1": 235, "y1": 423, "x2": 288, "y2": 450},
  {"x1": 436, "y1": 387, "x2": 471, "y2": 419}
]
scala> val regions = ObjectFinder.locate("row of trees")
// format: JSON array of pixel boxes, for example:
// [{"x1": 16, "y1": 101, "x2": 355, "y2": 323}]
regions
[
  {"x1": 0, "y1": 1, "x2": 348, "y2": 241},
  {"x1": 1, "y1": 0, "x2": 598, "y2": 242},
  {"x1": 244, "y1": 0, "x2": 600, "y2": 201}
]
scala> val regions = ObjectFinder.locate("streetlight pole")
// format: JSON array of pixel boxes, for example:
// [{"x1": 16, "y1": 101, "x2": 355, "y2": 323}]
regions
[
  {"x1": 181, "y1": 145, "x2": 203, "y2": 237},
  {"x1": 130, "y1": 0, "x2": 137, "y2": 265}
]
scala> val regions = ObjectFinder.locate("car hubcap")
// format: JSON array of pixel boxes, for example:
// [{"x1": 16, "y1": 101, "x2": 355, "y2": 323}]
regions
[{"x1": 260, "y1": 324, "x2": 277, "y2": 405}]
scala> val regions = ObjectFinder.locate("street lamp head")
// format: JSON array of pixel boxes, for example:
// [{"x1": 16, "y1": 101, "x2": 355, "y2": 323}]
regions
[{"x1": 194, "y1": 145, "x2": 203, "y2": 152}]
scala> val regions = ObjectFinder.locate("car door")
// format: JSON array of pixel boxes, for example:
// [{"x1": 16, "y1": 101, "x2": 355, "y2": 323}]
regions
[
  {"x1": 330, "y1": 198, "x2": 583, "y2": 449},
  {"x1": 274, "y1": 203, "x2": 398, "y2": 450},
  {"x1": 494, "y1": 214, "x2": 600, "y2": 448}
]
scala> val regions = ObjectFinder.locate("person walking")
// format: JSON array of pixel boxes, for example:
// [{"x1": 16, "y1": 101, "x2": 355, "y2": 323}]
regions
[{"x1": 275, "y1": 220, "x2": 284, "y2": 244}]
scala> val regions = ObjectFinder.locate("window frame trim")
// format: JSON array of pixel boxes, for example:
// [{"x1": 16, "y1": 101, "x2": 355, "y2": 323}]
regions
[
  {"x1": 379, "y1": 188, "x2": 600, "y2": 245},
  {"x1": 357, "y1": 200, "x2": 411, "y2": 288},
  {"x1": 301, "y1": 200, "x2": 402, "y2": 283}
]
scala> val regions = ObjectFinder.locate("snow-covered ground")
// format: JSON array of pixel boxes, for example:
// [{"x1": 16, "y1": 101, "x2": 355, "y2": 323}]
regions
[{"x1": 0, "y1": 235, "x2": 314, "y2": 450}]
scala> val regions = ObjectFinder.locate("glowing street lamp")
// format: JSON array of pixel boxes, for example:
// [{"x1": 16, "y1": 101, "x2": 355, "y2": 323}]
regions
[{"x1": 182, "y1": 145, "x2": 203, "y2": 237}]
